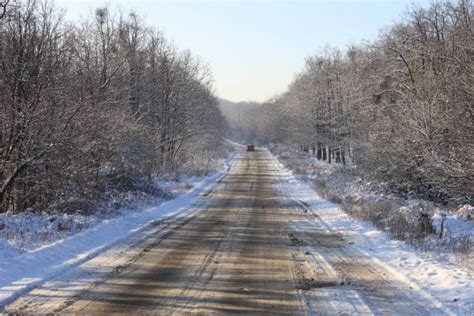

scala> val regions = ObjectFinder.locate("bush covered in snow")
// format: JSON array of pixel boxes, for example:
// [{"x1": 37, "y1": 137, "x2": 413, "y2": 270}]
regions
[
  {"x1": 0, "y1": 146, "x2": 233, "y2": 257},
  {"x1": 268, "y1": 143, "x2": 474, "y2": 268}
]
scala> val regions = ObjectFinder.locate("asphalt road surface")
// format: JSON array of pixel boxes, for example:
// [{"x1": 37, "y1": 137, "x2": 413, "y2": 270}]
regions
[{"x1": 4, "y1": 149, "x2": 446, "y2": 315}]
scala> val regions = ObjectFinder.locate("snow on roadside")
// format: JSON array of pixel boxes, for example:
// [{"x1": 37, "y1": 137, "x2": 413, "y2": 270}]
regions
[
  {"x1": 268, "y1": 143, "x2": 473, "y2": 267},
  {"x1": 0, "y1": 212, "x2": 108, "y2": 254},
  {"x1": 0, "y1": 152, "x2": 238, "y2": 308},
  {"x1": 0, "y1": 239, "x2": 23, "y2": 260},
  {"x1": 266, "y1": 148, "x2": 474, "y2": 314},
  {"x1": 0, "y1": 175, "x2": 215, "y2": 255}
]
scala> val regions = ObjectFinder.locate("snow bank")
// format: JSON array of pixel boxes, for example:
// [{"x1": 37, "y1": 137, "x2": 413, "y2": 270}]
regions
[
  {"x1": 267, "y1": 147, "x2": 473, "y2": 314},
  {"x1": 0, "y1": 153, "x2": 237, "y2": 308}
]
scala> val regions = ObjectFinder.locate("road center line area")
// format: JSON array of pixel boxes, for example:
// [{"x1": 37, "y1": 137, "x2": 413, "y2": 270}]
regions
[{"x1": 4, "y1": 149, "x2": 450, "y2": 314}]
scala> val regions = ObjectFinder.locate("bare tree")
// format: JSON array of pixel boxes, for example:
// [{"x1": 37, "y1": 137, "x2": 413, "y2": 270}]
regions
[
  {"x1": 227, "y1": 0, "x2": 473, "y2": 205},
  {"x1": 1, "y1": 2, "x2": 227, "y2": 213}
]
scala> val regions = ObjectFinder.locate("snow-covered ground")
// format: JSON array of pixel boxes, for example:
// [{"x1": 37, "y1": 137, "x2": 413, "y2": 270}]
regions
[
  {"x1": 0, "y1": 152, "x2": 238, "y2": 308},
  {"x1": 1, "y1": 142, "x2": 472, "y2": 313},
  {"x1": 267, "y1": 147, "x2": 474, "y2": 314},
  {"x1": 0, "y1": 154, "x2": 235, "y2": 257},
  {"x1": 268, "y1": 143, "x2": 473, "y2": 267}
]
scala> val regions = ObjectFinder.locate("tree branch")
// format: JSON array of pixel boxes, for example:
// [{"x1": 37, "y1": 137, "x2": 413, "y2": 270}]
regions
[{"x1": 0, "y1": 0, "x2": 10, "y2": 19}]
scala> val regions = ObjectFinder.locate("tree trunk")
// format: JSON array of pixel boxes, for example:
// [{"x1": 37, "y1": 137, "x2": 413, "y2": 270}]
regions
[{"x1": 336, "y1": 149, "x2": 341, "y2": 163}]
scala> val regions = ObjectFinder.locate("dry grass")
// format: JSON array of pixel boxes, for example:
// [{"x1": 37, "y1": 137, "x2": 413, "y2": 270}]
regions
[
  {"x1": 341, "y1": 198, "x2": 437, "y2": 246},
  {"x1": 312, "y1": 179, "x2": 343, "y2": 204},
  {"x1": 454, "y1": 234, "x2": 473, "y2": 267}
]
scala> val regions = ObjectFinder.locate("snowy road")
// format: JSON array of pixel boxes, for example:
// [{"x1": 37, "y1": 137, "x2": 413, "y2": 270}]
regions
[{"x1": 3, "y1": 149, "x2": 453, "y2": 314}]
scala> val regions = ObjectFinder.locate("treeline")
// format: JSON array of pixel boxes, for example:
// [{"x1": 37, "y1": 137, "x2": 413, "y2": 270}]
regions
[
  {"x1": 0, "y1": 1, "x2": 225, "y2": 213},
  {"x1": 237, "y1": 0, "x2": 473, "y2": 205},
  {"x1": 219, "y1": 99, "x2": 263, "y2": 143}
]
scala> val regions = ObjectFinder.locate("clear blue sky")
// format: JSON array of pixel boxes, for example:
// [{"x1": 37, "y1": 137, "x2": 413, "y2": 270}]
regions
[{"x1": 54, "y1": 0, "x2": 431, "y2": 102}]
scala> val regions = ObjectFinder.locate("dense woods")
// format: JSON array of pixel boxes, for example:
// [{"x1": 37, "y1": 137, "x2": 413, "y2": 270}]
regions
[
  {"x1": 1, "y1": 0, "x2": 472, "y2": 214},
  {"x1": 226, "y1": 0, "x2": 473, "y2": 205},
  {"x1": 0, "y1": 1, "x2": 225, "y2": 213}
]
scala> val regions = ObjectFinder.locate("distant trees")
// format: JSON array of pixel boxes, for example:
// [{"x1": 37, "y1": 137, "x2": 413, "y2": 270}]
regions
[
  {"x1": 0, "y1": 1, "x2": 225, "y2": 213},
  {"x1": 229, "y1": 0, "x2": 473, "y2": 205}
]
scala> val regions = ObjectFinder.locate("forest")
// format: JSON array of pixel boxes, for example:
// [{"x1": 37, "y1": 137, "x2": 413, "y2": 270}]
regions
[
  {"x1": 1, "y1": 0, "x2": 472, "y2": 215},
  {"x1": 225, "y1": 0, "x2": 473, "y2": 206},
  {"x1": 0, "y1": 1, "x2": 226, "y2": 214}
]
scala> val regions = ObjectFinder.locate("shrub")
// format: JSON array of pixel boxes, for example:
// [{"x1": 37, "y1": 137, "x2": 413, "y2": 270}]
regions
[{"x1": 454, "y1": 235, "x2": 473, "y2": 267}]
